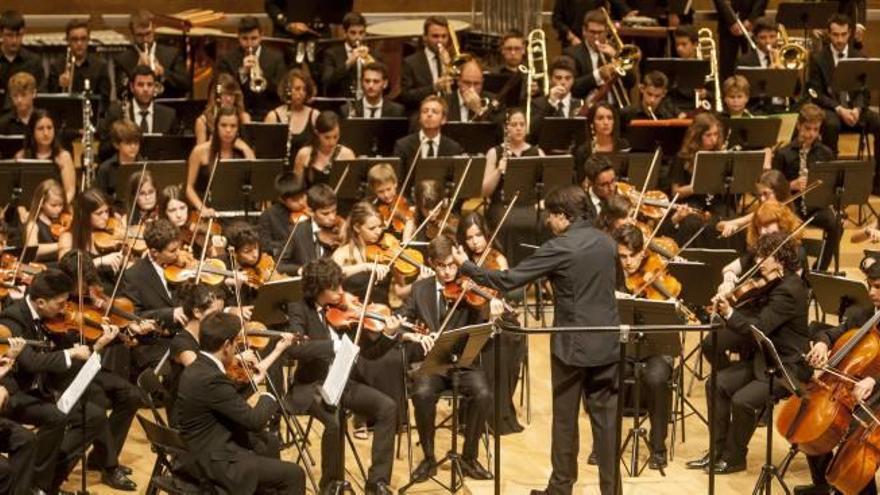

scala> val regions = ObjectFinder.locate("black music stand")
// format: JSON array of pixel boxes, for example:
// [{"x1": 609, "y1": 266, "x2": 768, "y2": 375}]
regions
[
  {"x1": 806, "y1": 160, "x2": 872, "y2": 273},
  {"x1": 483, "y1": 72, "x2": 523, "y2": 108},
  {"x1": 35, "y1": 93, "x2": 98, "y2": 131},
  {"x1": 748, "y1": 324, "x2": 804, "y2": 495},
  {"x1": 140, "y1": 135, "x2": 196, "y2": 161},
  {"x1": 413, "y1": 157, "x2": 486, "y2": 201},
  {"x1": 340, "y1": 118, "x2": 409, "y2": 157},
  {"x1": 207, "y1": 159, "x2": 286, "y2": 217},
  {"x1": 251, "y1": 276, "x2": 303, "y2": 327},
  {"x1": 806, "y1": 271, "x2": 871, "y2": 319},
  {"x1": 624, "y1": 124, "x2": 689, "y2": 156},
  {"x1": 832, "y1": 59, "x2": 880, "y2": 119},
  {"x1": 597, "y1": 151, "x2": 660, "y2": 189},
  {"x1": 241, "y1": 122, "x2": 289, "y2": 159},
  {"x1": 114, "y1": 160, "x2": 187, "y2": 206},
  {"x1": 154, "y1": 98, "x2": 205, "y2": 135},
  {"x1": 691, "y1": 150, "x2": 766, "y2": 216},
  {"x1": 0, "y1": 135, "x2": 23, "y2": 159},
  {"x1": 735, "y1": 68, "x2": 800, "y2": 107},
  {"x1": 310, "y1": 97, "x2": 350, "y2": 116},
  {"x1": 0, "y1": 159, "x2": 58, "y2": 205},
  {"x1": 643, "y1": 59, "x2": 710, "y2": 94},
  {"x1": 777, "y1": 3, "x2": 839, "y2": 42},
  {"x1": 721, "y1": 117, "x2": 782, "y2": 150},
  {"x1": 536, "y1": 117, "x2": 586, "y2": 155},
  {"x1": 616, "y1": 297, "x2": 684, "y2": 477},
  {"x1": 326, "y1": 157, "x2": 403, "y2": 203},
  {"x1": 398, "y1": 322, "x2": 494, "y2": 494},
  {"x1": 442, "y1": 121, "x2": 501, "y2": 155}
]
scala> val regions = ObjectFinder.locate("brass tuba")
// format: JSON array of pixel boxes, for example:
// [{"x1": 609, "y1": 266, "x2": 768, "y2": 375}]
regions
[{"x1": 773, "y1": 24, "x2": 807, "y2": 70}]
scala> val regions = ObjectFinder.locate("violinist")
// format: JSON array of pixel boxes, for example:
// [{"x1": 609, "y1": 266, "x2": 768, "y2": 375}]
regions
[
  {"x1": 397, "y1": 236, "x2": 497, "y2": 483},
  {"x1": 0, "y1": 338, "x2": 39, "y2": 495},
  {"x1": 14, "y1": 108, "x2": 76, "y2": 204},
  {"x1": 581, "y1": 155, "x2": 618, "y2": 220},
  {"x1": 687, "y1": 231, "x2": 811, "y2": 475},
  {"x1": 369, "y1": 163, "x2": 415, "y2": 241},
  {"x1": 612, "y1": 223, "x2": 676, "y2": 469},
  {"x1": 413, "y1": 179, "x2": 448, "y2": 243},
  {"x1": 573, "y1": 101, "x2": 630, "y2": 174},
  {"x1": 716, "y1": 169, "x2": 791, "y2": 245},
  {"x1": 95, "y1": 119, "x2": 142, "y2": 202},
  {"x1": 159, "y1": 184, "x2": 225, "y2": 258},
  {"x1": 772, "y1": 103, "x2": 841, "y2": 271},
  {"x1": 277, "y1": 183, "x2": 342, "y2": 276},
  {"x1": 596, "y1": 194, "x2": 634, "y2": 233},
  {"x1": 22, "y1": 178, "x2": 67, "y2": 261},
  {"x1": 264, "y1": 68, "x2": 319, "y2": 163},
  {"x1": 222, "y1": 220, "x2": 271, "y2": 306},
  {"x1": 292, "y1": 110, "x2": 355, "y2": 187},
  {"x1": 57, "y1": 189, "x2": 126, "y2": 283},
  {"x1": 185, "y1": 106, "x2": 256, "y2": 218},
  {"x1": 284, "y1": 258, "x2": 402, "y2": 494},
  {"x1": 483, "y1": 107, "x2": 544, "y2": 264},
  {"x1": 258, "y1": 172, "x2": 307, "y2": 264},
  {"x1": 195, "y1": 73, "x2": 252, "y2": 145},
  {"x1": 795, "y1": 258, "x2": 880, "y2": 495},
  {"x1": 124, "y1": 170, "x2": 159, "y2": 227},
  {"x1": 619, "y1": 71, "x2": 683, "y2": 126},
  {"x1": 331, "y1": 201, "x2": 393, "y2": 304}
]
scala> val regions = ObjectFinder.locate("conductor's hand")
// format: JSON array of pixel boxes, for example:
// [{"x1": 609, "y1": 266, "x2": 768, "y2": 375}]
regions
[
  {"x1": 805, "y1": 341, "x2": 829, "y2": 369},
  {"x1": 451, "y1": 246, "x2": 469, "y2": 267}
]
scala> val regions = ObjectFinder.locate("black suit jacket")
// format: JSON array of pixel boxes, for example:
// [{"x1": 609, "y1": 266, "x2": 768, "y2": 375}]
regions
[
  {"x1": 551, "y1": 0, "x2": 631, "y2": 44},
  {"x1": 0, "y1": 299, "x2": 71, "y2": 395},
  {"x1": 528, "y1": 95, "x2": 585, "y2": 136},
  {"x1": 398, "y1": 276, "x2": 482, "y2": 333},
  {"x1": 216, "y1": 46, "x2": 285, "y2": 121},
  {"x1": 400, "y1": 50, "x2": 438, "y2": 110},
  {"x1": 461, "y1": 219, "x2": 620, "y2": 367},
  {"x1": 97, "y1": 101, "x2": 177, "y2": 161},
  {"x1": 341, "y1": 98, "x2": 406, "y2": 118},
  {"x1": 121, "y1": 257, "x2": 179, "y2": 330},
  {"x1": 320, "y1": 43, "x2": 381, "y2": 98},
  {"x1": 0, "y1": 48, "x2": 44, "y2": 99},
  {"x1": 393, "y1": 132, "x2": 465, "y2": 178},
  {"x1": 257, "y1": 206, "x2": 327, "y2": 275},
  {"x1": 113, "y1": 43, "x2": 191, "y2": 98},
  {"x1": 807, "y1": 45, "x2": 868, "y2": 112},
  {"x1": 818, "y1": 304, "x2": 874, "y2": 346},
  {"x1": 47, "y1": 53, "x2": 111, "y2": 112},
  {"x1": 175, "y1": 355, "x2": 278, "y2": 492},
  {"x1": 444, "y1": 90, "x2": 504, "y2": 124},
  {"x1": 563, "y1": 43, "x2": 635, "y2": 99},
  {"x1": 771, "y1": 140, "x2": 835, "y2": 181}
]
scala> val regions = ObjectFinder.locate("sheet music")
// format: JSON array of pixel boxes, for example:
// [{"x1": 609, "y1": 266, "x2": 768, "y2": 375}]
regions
[
  {"x1": 320, "y1": 334, "x2": 360, "y2": 407},
  {"x1": 56, "y1": 353, "x2": 102, "y2": 414}
]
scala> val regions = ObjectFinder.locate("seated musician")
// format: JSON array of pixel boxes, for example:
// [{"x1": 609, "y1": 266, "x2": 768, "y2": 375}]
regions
[
  {"x1": 393, "y1": 95, "x2": 465, "y2": 176},
  {"x1": 123, "y1": 170, "x2": 159, "y2": 226},
  {"x1": 48, "y1": 19, "x2": 110, "y2": 111},
  {"x1": 0, "y1": 340, "x2": 39, "y2": 494},
  {"x1": 158, "y1": 184, "x2": 223, "y2": 258},
  {"x1": 797, "y1": 258, "x2": 880, "y2": 495},
  {"x1": 175, "y1": 312, "x2": 304, "y2": 495},
  {"x1": 564, "y1": 9, "x2": 635, "y2": 102},
  {"x1": 399, "y1": 16, "x2": 454, "y2": 112},
  {"x1": 412, "y1": 179, "x2": 446, "y2": 244},
  {"x1": 573, "y1": 101, "x2": 630, "y2": 173},
  {"x1": 669, "y1": 25, "x2": 702, "y2": 113},
  {"x1": 398, "y1": 236, "x2": 496, "y2": 483},
  {"x1": 735, "y1": 16, "x2": 787, "y2": 114},
  {"x1": 341, "y1": 61, "x2": 405, "y2": 118},
  {"x1": 95, "y1": 120, "x2": 142, "y2": 201},
  {"x1": 185, "y1": 107, "x2": 256, "y2": 218},
  {"x1": 113, "y1": 10, "x2": 190, "y2": 98},
  {"x1": 620, "y1": 70, "x2": 683, "y2": 126},
  {"x1": 716, "y1": 169, "x2": 791, "y2": 243},
  {"x1": 720, "y1": 75, "x2": 756, "y2": 118},
  {"x1": 98, "y1": 65, "x2": 177, "y2": 162},
  {"x1": 14, "y1": 108, "x2": 76, "y2": 204},
  {"x1": 807, "y1": 14, "x2": 880, "y2": 193},
  {"x1": 771, "y1": 103, "x2": 840, "y2": 271},
  {"x1": 368, "y1": 163, "x2": 416, "y2": 241},
  {"x1": 0, "y1": 72, "x2": 36, "y2": 135},
  {"x1": 265, "y1": 68, "x2": 319, "y2": 164},
  {"x1": 0, "y1": 10, "x2": 43, "y2": 95},
  {"x1": 321, "y1": 12, "x2": 381, "y2": 99},
  {"x1": 331, "y1": 201, "x2": 393, "y2": 303},
  {"x1": 445, "y1": 56, "x2": 504, "y2": 124},
  {"x1": 22, "y1": 178, "x2": 67, "y2": 261},
  {"x1": 222, "y1": 220, "x2": 270, "y2": 306},
  {"x1": 57, "y1": 189, "x2": 125, "y2": 283},
  {"x1": 612, "y1": 223, "x2": 676, "y2": 469},
  {"x1": 292, "y1": 110, "x2": 356, "y2": 188},
  {"x1": 528, "y1": 56, "x2": 583, "y2": 138},
  {"x1": 688, "y1": 231, "x2": 811, "y2": 474},
  {"x1": 285, "y1": 258, "x2": 405, "y2": 494},
  {"x1": 551, "y1": 0, "x2": 632, "y2": 49},
  {"x1": 194, "y1": 73, "x2": 252, "y2": 145},
  {"x1": 258, "y1": 172, "x2": 307, "y2": 267},
  {"x1": 216, "y1": 16, "x2": 284, "y2": 122},
  {"x1": 596, "y1": 194, "x2": 633, "y2": 233},
  {"x1": 580, "y1": 155, "x2": 618, "y2": 220},
  {"x1": 492, "y1": 30, "x2": 536, "y2": 105},
  {"x1": 483, "y1": 108, "x2": 545, "y2": 264},
  {"x1": 285, "y1": 183, "x2": 342, "y2": 274}
]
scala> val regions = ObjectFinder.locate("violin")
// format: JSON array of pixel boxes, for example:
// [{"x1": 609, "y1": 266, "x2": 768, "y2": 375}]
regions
[
  {"x1": 365, "y1": 232, "x2": 427, "y2": 284},
  {"x1": 289, "y1": 207, "x2": 311, "y2": 224},
  {"x1": 718, "y1": 267, "x2": 783, "y2": 309},
  {"x1": 237, "y1": 321, "x2": 306, "y2": 352},
  {"x1": 625, "y1": 252, "x2": 683, "y2": 301},
  {"x1": 0, "y1": 324, "x2": 52, "y2": 352},
  {"x1": 92, "y1": 217, "x2": 147, "y2": 256},
  {"x1": 618, "y1": 182, "x2": 711, "y2": 222},
  {"x1": 164, "y1": 257, "x2": 242, "y2": 286},
  {"x1": 241, "y1": 253, "x2": 287, "y2": 287},
  {"x1": 324, "y1": 294, "x2": 427, "y2": 334},
  {"x1": 378, "y1": 198, "x2": 415, "y2": 235},
  {"x1": 49, "y1": 212, "x2": 72, "y2": 240},
  {"x1": 426, "y1": 213, "x2": 459, "y2": 241},
  {"x1": 0, "y1": 254, "x2": 46, "y2": 297},
  {"x1": 43, "y1": 301, "x2": 110, "y2": 343},
  {"x1": 181, "y1": 210, "x2": 223, "y2": 248},
  {"x1": 442, "y1": 276, "x2": 504, "y2": 310}
]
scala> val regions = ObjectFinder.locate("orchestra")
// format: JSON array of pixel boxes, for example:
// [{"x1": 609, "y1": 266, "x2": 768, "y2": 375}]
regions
[{"x1": 4, "y1": 3, "x2": 880, "y2": 494}]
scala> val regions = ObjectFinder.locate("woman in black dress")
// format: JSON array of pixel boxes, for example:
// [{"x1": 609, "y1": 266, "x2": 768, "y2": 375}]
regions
[
  {"x1": 292, "y1": 110, "x2": 355, "y2": 188},
  {"x1": 15, "y1": 109, "x2": 76, "y2": 203}
]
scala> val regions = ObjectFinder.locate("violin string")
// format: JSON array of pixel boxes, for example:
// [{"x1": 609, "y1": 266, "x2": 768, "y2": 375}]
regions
[{"x1": 384, "y1": 137, "x2": 428, "y2": 232}]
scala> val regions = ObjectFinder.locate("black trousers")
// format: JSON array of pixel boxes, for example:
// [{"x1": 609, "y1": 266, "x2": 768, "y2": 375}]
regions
[
  {"x1": 700, "y1": 326, "x2": 756, "y2": 370},
  {"x1": 0, "y1": 417, "x2": 37, "y2": 495},
  {"x1": 288, "y1": 379, "x2": 396, "y2": 486},
  {"x1": 547, "y1": 356, "x2": 618, "y2": 495},
  {"x1": 411, "y1": 368, "x2": 492, "y2": 461},
  {"x1": 625, "y1": 355, "x2": 672, "y2": 454},
  {"x1": 822, "y1": 108, "x2": 880, "y2": 189},
  {"x1": 718, "y1": 29, "x2": 746, "y2": 83},
  {"x1": 6, "y1": 391, "x2": 67, "y2": 491},
  {"x1": 88, "y1": 370, "x2": 142, "y2": 470},
  {"x1": 804, "y1": 206, "x2": 843, "y2": 271},
  {"x1": 805, "y1": 452, "x2": 878, "y2": 495}
]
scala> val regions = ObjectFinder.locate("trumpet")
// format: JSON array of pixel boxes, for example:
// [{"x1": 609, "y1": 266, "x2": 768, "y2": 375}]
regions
[
  {"x1": 599, "y1": 7, "x2": 639, "y2": 108},
  {"x1": 140, "y1": 43, "x2": 164, "y2": 97},
  {"x1": 525, "y1": 29, "x2": 548, "y2": 130},
  {"x1": 437, "y1": 28, "x2": 470, "y2": 95},
  {"x1": 696, "y1": 28, "x2": 722, "y2": 113},
  {"x1": 772, "y1": 24, "x2": 807, "y2": 70},
  {"x1": 63, "y1": 47, "x2": 76, "y2": 94},
  {"x1": 247, "y1": 46, "x2": 267, "y2": 94},
  {"x1": 351, "y1": 40, "x2": 374, "y2": 101}
]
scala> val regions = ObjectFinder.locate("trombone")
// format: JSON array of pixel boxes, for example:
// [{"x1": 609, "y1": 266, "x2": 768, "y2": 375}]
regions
[
  {"x1": 772, "y1": 23, "x2": 807, "y2": 70},
  {"x1": 525, "y1": 29, "x2": 548, "y2": 130},
  {"x1": 696, "y1": 28, "x2": 722, "y2": 112},
  {"x1": 599, "y1": 7, "x2": 639, "y2": 108},
  {"x1": 437, "y1": 27, "x2": 470, "y2": 95}
]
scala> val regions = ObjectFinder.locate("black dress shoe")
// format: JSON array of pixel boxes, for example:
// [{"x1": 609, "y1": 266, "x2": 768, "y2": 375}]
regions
[
  {"x1": 411, "y1": 457, "x2": 437, "y2": 483},
  {"x1": 529, "y1": 491, "x2": 548, "y2": 495},
  {"x1": 460, "y1": 457, "x2": 493, "y2": 480},
  {"x1": 793, "y1": 484, "x2": 833, "y2": 495},
  {"x1": 587, "y1": 451, "x2": 598, "y2": 465},
  {"x1": 87, "y1": 461, "x2": 132, "y2": 475},
  {"x1": 648, "y1": 451, "x2": 668, "y2": 470},
  {"x1": 686, "y1": 452, "x2": 713, "y2": 470},
  {"x1": 365, "y1": 481, "x2": 392, "y2": 495},
  {"x1": 101, "y1": 467, "x2": 137, "y2": 491},
  {"x1": 705, "y1": 459, "x2": 746, "y2": 475}
]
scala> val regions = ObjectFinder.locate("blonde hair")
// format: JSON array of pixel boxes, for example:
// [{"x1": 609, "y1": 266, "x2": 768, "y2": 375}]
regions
[{"x1": 367, "y1": 163, "x2": 398, "y2": 190}]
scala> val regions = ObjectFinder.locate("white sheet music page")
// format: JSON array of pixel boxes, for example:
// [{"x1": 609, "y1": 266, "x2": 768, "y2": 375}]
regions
[
  {"x1": 320, "y1": 334, "x2": 360, "y2": 407},
  {"x1": 56, "y1": 352, "x2": 102, "y2": 414}
]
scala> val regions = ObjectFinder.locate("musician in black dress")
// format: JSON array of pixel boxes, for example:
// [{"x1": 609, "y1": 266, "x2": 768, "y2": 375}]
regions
[
  {"x1": 15, "y1": 109, "x2": 76, "y2": 204},
  {"x1": 265, "y1": 68, "x2": 320, "y2": 164},
  {"x1": 291, "y1": 110, "x2": 355, "y2": 187},
  {"x1": 573, "y1": 102, "x2": 630, "y2": 177}
]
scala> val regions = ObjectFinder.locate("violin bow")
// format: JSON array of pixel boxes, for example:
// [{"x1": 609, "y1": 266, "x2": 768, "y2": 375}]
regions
[
  {"x1": 721, "y1": 180, "x2": 825, "y2": 240},
  {"x1": 193, "y1": 217, "x2": 216, "y2": 284},
  {"x1": 629, "y1": 146, "x2": 662, "y2": 221},
  {"x1": 332, "y1": 163, "x2": 351, "y2": 195},
  {"x1": 263, "y1": 214, "x2": 306, "y2": 283},
  {"x1": 381, "y1": 202, "x2": 443, "y2": 269},
  {"x1": 734, "y1": 215, "x2": 814, "y2": 287},
  {"x1": 188, "y1": 152, "x2": 221, "y2": 253},
  {"x1": 437, "y1": 158, "x2": 474, "y2": 236},
  {"x1": 8, "y1": 194, "x2": 45, "y2": 290},
  {"x1": 383, "y1": 137, "x2": 428, "y2": 232},
  {"x1": 352, "y1": 258, "x2": 381, "y2": 346}
]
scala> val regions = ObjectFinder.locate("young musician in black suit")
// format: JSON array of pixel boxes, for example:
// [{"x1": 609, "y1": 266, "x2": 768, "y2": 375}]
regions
[
  {"x1": 806, "y1": 13, "x2": 880, "y2": 193},
  {"x1": 529, "y1": 56, "x2": 584, "y2": 137},
  {"x1": 0, "y1": 10, "x2": 43, "y2": 98},
  {"x1": 669, "y1": 25, "x2": 703, "y2": 113},
  {"x1": 451, "y1": 185, "x2": 621, "y2": 495},
  {"x1": 563, "y1": 9, "x2": 635, "y2": 101},
  {"x1": 580, "y1": 155, "x2": 619, "y2": 221},
  {"x1": 492, "y1": 31, "x2": 536, "y2": 107},
  {"x1": 398, "y1": 236, "x2": 496, "y2": 483},
  {"x1": 688, "y1": 231, "x2": 811, "y2": 474},
  {"x1": 392, "y1": 95, "x2": 465, "y2": 177},
  {"x1": 0, "y1": 71, "x2": 36, "y2": 135},
  {"x1": 0, "y1": 340, "x2": 38, "y2": 495},
  {"x1": 175, "y1": 311, "x2": 304, "y2": 495},
  {"x1": 113, "y1": 10, "x2": 190, "y2": 98},
  {"x1": 713, "y1": 0, "x2": 767, "y2": 81},
  {"x1": 735, "y1": 16, "x2": 787, "y2": 114},
  {"x1": 321, "y1": 12, "x2": 381, "y2": 99},
  {"x1": 47, "y1": 19, "x2": 111, "y2": 111},
  {"x1": 278, "y1": 183, "x2": 342, "y2": 275},
  {"x1": 552, "y1": 0, "x2": 632, "y2": 48},
  {"x1": 619, "y1": 70, "x2": 682, "y2": 126},
  {"x1": 400, "y1": 16, "x2": 453, "y2": 111},
  {"x1": 216, "y1": 16, "x2": 285, "y2": 122},
  {"x1": 284, "y1": 258, "x2": 408, "y2": 495},
  {"x1": 340, "y1": 62, "x2": 405, "y2": 118},
  {"x1": 259, "y1": 172, "x2": 307, "y2": 270}
]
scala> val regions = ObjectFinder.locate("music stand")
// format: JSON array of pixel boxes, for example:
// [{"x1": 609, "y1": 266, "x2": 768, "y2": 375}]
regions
[
  {"x1": 721, "y1": 117, "x2": 782, "y2": 150},
  {"x1": 0, "y1": 159, "x2": 58, "y2": 204},
  {"x1": 776, "y1": 3, "x2": 840, "y2": 39},
  {"x1": 806, "y1": 271, "x2": 871, "y2": 318},
  {"x1": 643, "y1": 59, "x2": 710, "y2": 93},
  {"x1": 747, "y1": 324, "x2": 804, "y2": 495},
  {"x1": 596, "y1": 152, "x2": 660, "y2": 189},
  {"x1": 483, "y1": 72, "x2": 523, "y2": 108},
  {"x1": 154, "y1": 98, "x2": 205, "y2": 135},
  {"x1": 241, "y1": 123, "x2": 289, "y2": 159},
  {"x1": 114, "y1": 160, "x2": 187, "y2": 206},
  {"x1": 140, "y1": 135, "x2": 196, "y2": 161},
  {"x1": 624, "y1": 123, "x2": 689, "y2": 156},
  {"x1": 735, "y1": 68, "x2": 799, "y2": 101},
  {"x1": 616, "y1": 297, "x2": 684, "y2": 477},
  {"x1": 535, "y1": 117, "x2": 586, "y2": 155},
  {"x1": 206, "y1": 159, "x2": 286, "y2": 217},
  {"x1": 413, "y1": 157, "x2": 486, "y2": 200},
  {"x1": 340, "y1": 118, "x2": 409, "y2": 157},
  {"x1": 691, "y1": 150, "x2": 766, "y2": 216},
  {"x1": 35, "y1": 93, "x2": 98, "y2": 131},
  {"x1": 251, "y1": 276, "x2": 303, "y2": 327},
  {"x1": 832, "y1": 59, "x2": 880, "y2": 106},
  {"x1": 310, "y1": 97, "x2": 350, "y2": 116},
  {"x1": 667, "y1": 260, "x2": 714, "y2": 308},
  {"x1": 398, "y1": 322, "x2": 494, "y2": 494},
  {"x1": 326, "y1": 157, "x2": 403, "y2": 205},
  {"x1": 442, "y1": 122, "x2": 501, "y2": 155},
  {"x1": 0, "y1": 135, "x2": 23, "y2": 159}
]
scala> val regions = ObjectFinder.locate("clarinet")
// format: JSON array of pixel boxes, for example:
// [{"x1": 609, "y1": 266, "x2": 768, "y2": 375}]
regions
[
  {"x1": 499, "y1": 131, "x2": 511, "y2": 204},
  {"x1": 81, "y1": 79, "x2": 96, "y2": 189},
  {"x1": 798, "y1": 146, "x2": 809, "y2": 217}
]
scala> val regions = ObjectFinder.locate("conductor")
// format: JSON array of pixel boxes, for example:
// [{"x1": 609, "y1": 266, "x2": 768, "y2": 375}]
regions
[{"x1": 451, "y1": 185, "x2": 620, "y2": 495}]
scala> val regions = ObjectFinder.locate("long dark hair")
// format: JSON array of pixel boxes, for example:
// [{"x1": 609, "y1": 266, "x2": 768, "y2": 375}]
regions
[
  {"x1": 71, "y1": 188, "x2": 110, "y2": 251},
  {"x1": 22, "y1": 109, "x2": 64, "y2": 159},
  {"x1": 678, "y1": 112, "x2": 723, "y2": 162},
  {"x1": 586, "y1": 102, "x2": 621, "y2": 144},
  {"x1": 456, "y1": 212, "x2": 502, "y2": 258},
  {"x1": 209, "y1": 106, "x2": 241, "y2": 163}
]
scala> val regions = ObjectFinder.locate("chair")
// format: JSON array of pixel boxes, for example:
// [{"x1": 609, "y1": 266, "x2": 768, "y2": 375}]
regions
[
  {"x1": 137, "y1": 414, "x2": 219, "y2": 495},
  {"x1": 137, "y1": 367, "x2": 169, "y2": 427}
]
